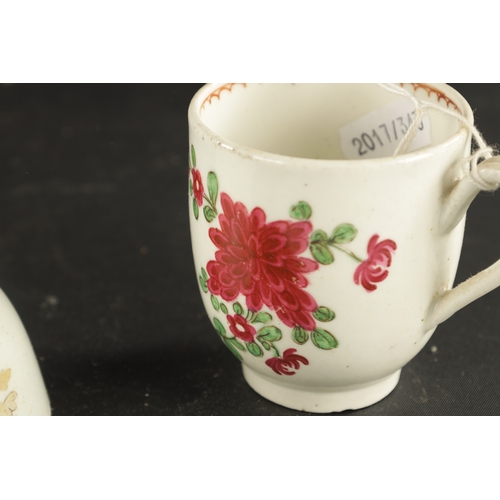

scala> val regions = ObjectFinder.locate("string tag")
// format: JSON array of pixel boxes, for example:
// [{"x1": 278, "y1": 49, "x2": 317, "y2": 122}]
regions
[{"x1": 379, "y1": 83, "x2": 499, "y2": 192}]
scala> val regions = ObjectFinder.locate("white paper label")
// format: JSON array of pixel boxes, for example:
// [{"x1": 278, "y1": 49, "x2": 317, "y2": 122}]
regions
[{"x1": 339, "y1": 99, "x2": 432, "y2": 159}]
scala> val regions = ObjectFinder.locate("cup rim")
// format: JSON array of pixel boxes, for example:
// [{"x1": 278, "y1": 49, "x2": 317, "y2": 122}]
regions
[{"x1": 188, "y1": 83, "x2": 474, "y2": 168}]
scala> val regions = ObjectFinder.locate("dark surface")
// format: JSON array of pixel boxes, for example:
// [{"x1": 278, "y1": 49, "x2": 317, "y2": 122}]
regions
[{"x1": 0, "y1": 83, "x2": 499, "y2": 416}]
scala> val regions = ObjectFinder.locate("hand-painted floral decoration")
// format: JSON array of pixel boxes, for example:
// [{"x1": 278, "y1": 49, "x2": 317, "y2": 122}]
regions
[
  {"x1": 265, "y1": 349, "x2": 309, "y2": 376},
  {"x1": 188, "y1": 144, "x2": 219, "y2": 222},
  {"x1": 227, "y1": 314, "x2": 257, "y2": 343},
  {"x1": 207, "y1": 193, "x2": 319, "y2": 331},
  {"x1": 354, "y1": 235, "x2": 397, "y2": 292},
  {"x1": 191, "y1": 168, "x2": 204, "y2": 207},
  {"x1": 191, "y1": 145, "x2": 397, "y2": 376}
]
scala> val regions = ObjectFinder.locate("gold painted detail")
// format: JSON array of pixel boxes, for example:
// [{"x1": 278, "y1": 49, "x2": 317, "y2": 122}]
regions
[{"x1": 0, "y1": 369, "x2": 17, "y2": 416}]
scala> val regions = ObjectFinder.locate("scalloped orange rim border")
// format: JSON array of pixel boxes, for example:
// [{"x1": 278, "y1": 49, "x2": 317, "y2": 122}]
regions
[
  {"x1": 200, "y1": 83, "x2": 460, "y2": 114},
  {"x1": 200, "y1": 83, "x2": 247, "y2": 111},
  {"x1": 400, "y1": 83, "x2": 460, "y2": 112}
]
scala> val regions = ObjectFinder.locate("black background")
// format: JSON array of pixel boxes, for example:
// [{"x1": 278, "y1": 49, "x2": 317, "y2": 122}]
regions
[{"x1": 0, "y1": 83, "x2": 499, "y2": 416}]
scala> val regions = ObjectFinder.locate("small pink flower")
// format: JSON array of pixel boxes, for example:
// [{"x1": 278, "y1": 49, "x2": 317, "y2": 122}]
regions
[
  {"x1": 354, "y1": 234, "x2": 397, "y2": 292},
  {"x1": 227, "y1": 314, "x2": 256, "y2": 343},
  {"x1": 192, "y1": 169, "x2": 204, "y2": 206},
  {"x1": 265, "y1": 348, "x2": 309, "y2": 376}
]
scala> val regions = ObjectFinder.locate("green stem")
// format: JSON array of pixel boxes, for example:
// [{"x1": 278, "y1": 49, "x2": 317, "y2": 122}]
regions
[
  {"x1": 257, "y1": 339, "x2": 280, "y2": 358},
  {"x1": 246, "y1": 310, "x2": 256, "y2": 322},
  {"x1": 329, "y1": 243, "x2": 363, "y2": 263},
  {"x1": 270, "y1": 343, "x2": 280, "y2": 358},
  {"x1": 203, "y1": 194, "x2": 217, "y2": 212}
]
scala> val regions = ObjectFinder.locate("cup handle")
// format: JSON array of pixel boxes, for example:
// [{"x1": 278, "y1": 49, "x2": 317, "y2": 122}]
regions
[{"x1": 424, "y1": 156, "x2": 500, "y2": 330}]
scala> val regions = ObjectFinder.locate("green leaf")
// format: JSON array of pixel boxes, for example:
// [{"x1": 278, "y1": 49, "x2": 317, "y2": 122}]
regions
[
  {"x1": 199, "y1": 268, "x2": 208, "y2": 293},
  {"x1": 246, "y1": 342, "x2": 263, "y2": 357},
  {"x1": 227, "y1": 337, "x2": 245, "y2": 351},
  {"x1": 292, "y1": 326, "x2": 309, "y2": 345},
  {"x1": 233, "y1": 302, "x2": 244, "y2": 315},
  {"x1": 210, "y1": 294, "x2": 219, "y2": 311},
  {"x1": 258, "y1": 340, "x2": 279, "y2": 357},
  {"x1": 253, "y1": 312, "x2": 272, "y2": 323},
  {"x1": 191, "y1": 144, "x2": 196, "y2": 168},
  {"x1": 257, "y1": 326, "x2": 282, "y2": 342},
  {"x1": 189, "y1": 179, "x2": 193, "y2": 195},
  {"x1": 224, "y1": 338, "x2": 243, "y2": 361},
  {"x1": 310, "y1": 229, "x2": 328, "y2": 243},
  {"x1": 311, "y1": 328, "x2": 338, "y2": 350},
  {"x1": 289, "y1": 201, "x2": 312, "y2": 220},
  {"x1": 193, "y1": 197, "x2": 199, "y2": 219},
  {"x1": 199, "y1": 276, "x2": 208, "y2": 293},
  {"x1": 313, "y1": 306, "x2": 336, "y2": 322},
  {"x1": 310, "y1": 242, "x2": 334, "y2": 265},
  {"x1": 220, "y1": 303, "x2": 228, "y2": 314},
  {"x1": 213, "y1": 317, "x2": 226, "y2": 337},
  {"x1": 204, "y1": 206, "x2": 217, "y2": 222},
  {"x1": 207, "y1": 171, "x2": 218, "y2": 205},
  {"x1": 330, "y1": 223, "x2": 357, "y2": 244},
  {"x1": 261, "y1": 341, "x2": 271, "y2": 351}
]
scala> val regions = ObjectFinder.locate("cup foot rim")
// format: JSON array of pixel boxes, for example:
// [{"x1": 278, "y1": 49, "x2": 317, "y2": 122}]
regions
[{"x1": 242, "y1": 366, "x2": 401, "y2": 413}]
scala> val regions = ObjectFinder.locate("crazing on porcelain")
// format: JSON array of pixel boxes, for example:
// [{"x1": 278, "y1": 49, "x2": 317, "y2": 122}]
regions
[
  {"x1": 0, "y1": 369, "x2": 17, "y2": 416},
  {"x1": 189, "y1": 145, "x2": 397, "y2": 375}
]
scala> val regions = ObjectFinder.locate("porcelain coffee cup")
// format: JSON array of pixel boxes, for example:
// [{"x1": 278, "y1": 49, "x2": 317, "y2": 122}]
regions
[{"x1": 188, "y1": 83, "x2": 500, "y2": 412}]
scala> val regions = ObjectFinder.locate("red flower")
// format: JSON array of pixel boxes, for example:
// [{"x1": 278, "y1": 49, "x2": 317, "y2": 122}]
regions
[
  {"x1": 227, "y1": 314, "x2": 256, "y2": 343},
  {"x1": 207, "y1": 194, "x2": 319, "y2": 330},
  {"x1": 354, "y1": 234, "x2": 397, "y2": 292},
  {"x1": 192, "y1": 169, "x2": 204, "y2": 206},
  {"x1": 265, "y1": 348, "x2": 309, "y2": 376}
]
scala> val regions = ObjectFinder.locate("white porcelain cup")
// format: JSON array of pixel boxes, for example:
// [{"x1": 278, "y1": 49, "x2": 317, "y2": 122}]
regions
[{"x1": 188, "y1": 83, "x2": 500, "y2": 413}]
